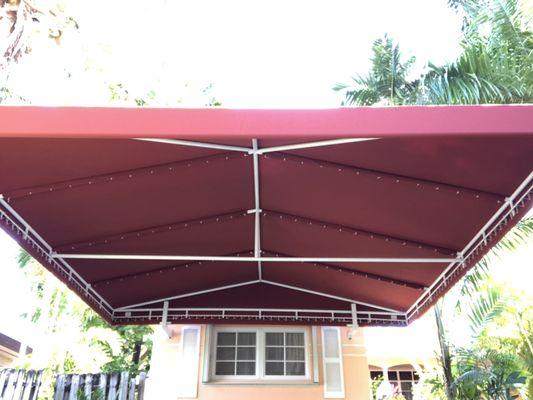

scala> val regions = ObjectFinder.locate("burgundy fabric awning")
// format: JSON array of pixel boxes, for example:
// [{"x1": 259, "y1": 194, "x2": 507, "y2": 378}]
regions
[{"x1": 0, "y1": 105, "x2": 532, "y2": 327}]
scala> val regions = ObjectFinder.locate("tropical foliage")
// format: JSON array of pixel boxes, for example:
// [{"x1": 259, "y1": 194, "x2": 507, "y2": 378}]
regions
[
  {"x1": 336, "y1": 2, "x2": 532, "y2": 398},
  {"x1": 335, "y1": 0, "x2": 533, "y2": 105},
  {"x1": 15, "y1": 252, "x2": 153, "y2": 400},
  {"x1": 333, "y1": 34, "x2": 418, "y2": 106}
]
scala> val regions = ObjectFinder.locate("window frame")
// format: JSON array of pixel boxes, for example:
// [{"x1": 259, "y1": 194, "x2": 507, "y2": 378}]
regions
[
  {"x1": 261, "y1": 327, "x2": 310, "y2": 381},
  {"x1": 209, "y1": 326, "x2": 311, "y2": 382},
  {"x1": 211, "y1": 326, "x2": 260, "y2": 380}
]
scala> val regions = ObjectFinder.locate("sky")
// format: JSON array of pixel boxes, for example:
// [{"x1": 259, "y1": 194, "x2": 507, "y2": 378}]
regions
[
  {"x1": 6, "y1": 0, "x2": 462, "y2": 107},
  {"x1": 0, "y1": 0, "x2": 531, "y2": 354}
]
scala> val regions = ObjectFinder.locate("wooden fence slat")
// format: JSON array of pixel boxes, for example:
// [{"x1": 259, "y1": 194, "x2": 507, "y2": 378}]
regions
[
  {"x1": 12, "y1": 370, "x2": 25, "y2": 400},
  {"x1": 78, "y1": 375, "x2": 85, "y2": 399},
  {"x1": 30, "y1": 371, "x2": 43, "y2": 400},
  {"x1": 0, "y1": 369, "x2": 9, "y2": 398},
  {"x1": 117, "y1": 372, "x2": 129, "y2": 400},
  {"x1": 84, "y1": 374, "x2": 92, "y2": 399},
  {"x1": 20, "y1": 370, "x2": 34, "y2": 400},
  {"x1": 3, "y1": 369, "x2": 18, "y2": 400},
  {"x1": 127, "y1": 379, "x2": 135, "y2": 400},
  {"x1": 107, "y1": 373, "x2": 118, "y2": 400},
  {"x1": 137, "y1": 372, "x2": 146, "y2": 400},
  {"x1": 68, "y1": 375, "x2": 80, "y2": 400},
  {"x1": 54, "y1": 374, "x2": 65, "y2": 400},
  {"x1": 98, "y1": 373, "x2": 107, "y2": 399}
]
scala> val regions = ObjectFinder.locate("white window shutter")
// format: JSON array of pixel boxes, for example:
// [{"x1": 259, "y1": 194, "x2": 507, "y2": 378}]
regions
[
  {"x1": 178, "y1": 326, "x2": 201, "y2": 398},
  {"x1": 321, "y1": 327, "x2": 345, "y2": 399}
]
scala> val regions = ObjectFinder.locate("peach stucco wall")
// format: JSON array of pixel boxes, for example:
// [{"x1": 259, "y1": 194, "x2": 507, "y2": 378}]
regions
[{"x1": 145, "y1": 325, "x2": 371, "y2": 400}]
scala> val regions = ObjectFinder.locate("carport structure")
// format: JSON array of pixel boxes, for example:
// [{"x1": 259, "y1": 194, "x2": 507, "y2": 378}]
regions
[{"x1": 0, "y1": 105, "x2": 532, "y2": 327}]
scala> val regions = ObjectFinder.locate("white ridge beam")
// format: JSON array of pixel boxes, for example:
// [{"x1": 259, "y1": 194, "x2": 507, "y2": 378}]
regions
[{"x1": 52, "y1": 253, "x2": 458, "y2": 263}]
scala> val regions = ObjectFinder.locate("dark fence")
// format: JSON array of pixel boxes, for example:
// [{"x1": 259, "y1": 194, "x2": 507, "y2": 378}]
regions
[
  {"x1": 0, "y1": 369, "x2": 43, "y2": 400},
  {"x1": 53, "y1": 372, "x2": 147, "y2": 400}
]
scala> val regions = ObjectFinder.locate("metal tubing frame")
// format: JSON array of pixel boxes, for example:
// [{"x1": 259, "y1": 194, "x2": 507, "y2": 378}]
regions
[
  {"x1": 52, "y1": 253, "x2": 457, "y2": 263},
  {"x1": 115, "y1": 280, "x2": 262, "y2": 311},
  {"x1": 112, "y1": 310, "x2": 406, "y2": 325},
  {"x1": 3, "y1": 133, "x2": 529, "y2": 325},
  {"x1": 251, "y1": 139, "x2": 262, "y2": 280},
  {"x1": 114, "y1": 278, "x2": 403, "y2": 315},
  {"x1": 406, "y1": 171, "x2": 533, "y2": 320},
  {"x1": 0, "y1": 196, "x2": 114, "y2": 316},
  {"x1": 111, "y1": 306, "x2": 406, "y2": 325},
  {"x1": 136, "y1": 137, "x2": 377, "y2": 155},
  {"x1": 261, "y1": 279, "x2": 403, "y2": 313}
]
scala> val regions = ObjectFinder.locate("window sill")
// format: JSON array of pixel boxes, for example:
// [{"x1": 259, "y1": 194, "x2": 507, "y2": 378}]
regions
[{"x1": 203, "y1": 380, "x2": 318, "y2": 386}]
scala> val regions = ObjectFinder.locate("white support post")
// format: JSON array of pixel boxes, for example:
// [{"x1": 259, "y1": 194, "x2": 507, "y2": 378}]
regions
[
  {"x1": 160, "y1": 301, "x2": 173, "y2": 338},
  {"x1": 251, "y1": 139, "x2": 262, "y2": 281},
  {"x1": 350, "y1": 303, "x2": 359, "y2": 329}
]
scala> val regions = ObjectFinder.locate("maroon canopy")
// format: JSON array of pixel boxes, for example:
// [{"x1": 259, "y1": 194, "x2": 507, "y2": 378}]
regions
[{"x1": 0, "y1": 106, "x2": 532, "y2": 327}]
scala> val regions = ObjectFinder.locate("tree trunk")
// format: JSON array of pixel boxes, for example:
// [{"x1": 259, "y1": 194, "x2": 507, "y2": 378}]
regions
[
  {"x1": 132, "y1": 340, "x2": 142, "y2": 367},
  {"x1": 434, "y1": 301, "x2": 454, "y2": 400}
]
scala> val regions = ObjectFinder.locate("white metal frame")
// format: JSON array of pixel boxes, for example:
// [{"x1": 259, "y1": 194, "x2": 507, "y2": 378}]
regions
[
  {"x1": 2, "y1": 136, "x2": 531, "y2": 326},
  {"x1": 406, "y1": 171, "x2": 533, "y2": 322},
  {"x1": 51, "y1": 253, "x2": 457, "y2": 263},
  {"x1": 0, "y1": 195, "x2": 114, "y2": 318}
]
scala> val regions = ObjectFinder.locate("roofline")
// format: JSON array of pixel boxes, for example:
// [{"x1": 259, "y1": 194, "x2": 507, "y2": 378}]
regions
[{"x1": 0, "y1": 105, "x2": 532, "y2": 139}]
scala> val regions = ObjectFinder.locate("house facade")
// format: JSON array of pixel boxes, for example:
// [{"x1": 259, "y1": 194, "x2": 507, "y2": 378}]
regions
[
  {"x1": 145, "y1": 322, "x2": 434, "y2": 400},
  {"x1": 0, "y1": 331, "x2": 32, "y2": 367}
]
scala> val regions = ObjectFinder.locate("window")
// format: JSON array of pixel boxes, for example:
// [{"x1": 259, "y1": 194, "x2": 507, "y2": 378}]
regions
[
  {"x1": 211, "y1": 327, "x2": 309, "y2": 381},
  {"x1": 265, "y1": 332, "x2": 305, "y2": 376},
  {"x1": 214, "y1": 331, "x2": 257, "y2": 376},
  {"x1": 387, "y1": 369, "x2": 420, "y2": 400}
]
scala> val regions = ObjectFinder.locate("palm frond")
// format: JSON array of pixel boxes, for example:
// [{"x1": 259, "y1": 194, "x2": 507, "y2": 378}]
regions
[{"x1": 467, "y1": 287, "x2": 508, "y2": 336}]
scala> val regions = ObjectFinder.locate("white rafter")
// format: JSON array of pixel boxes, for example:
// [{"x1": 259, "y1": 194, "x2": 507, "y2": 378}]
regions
[
  {"x1": 261, "y1": 279, "x2": 403, "y2": 314},
  {"x1": 252, "y1": 139, "x2": 262, "y2": 280},
  {"x1": 256, "y1": 138, "x2": 377, "y2": 154},
  {"x1": 135, "y1": 138, "x2": 252, "y2": 153},
  {"x1": 115, "y1": 280, "x2": 261, "y2": 311}
]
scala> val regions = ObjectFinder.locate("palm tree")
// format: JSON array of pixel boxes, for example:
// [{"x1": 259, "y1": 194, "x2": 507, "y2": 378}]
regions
[
  {"x1": 336, "y1": 0, "x2": 532, "y2": 106},
  {"x1": 333, "y1": 34, "x2": 418, "y2": 106},
  {"x1": 421, "y1": 0, "x2": 533, "y2": 104},
  {"x1": 336, "y1": 2, "x2": 532, "y2": 397}
]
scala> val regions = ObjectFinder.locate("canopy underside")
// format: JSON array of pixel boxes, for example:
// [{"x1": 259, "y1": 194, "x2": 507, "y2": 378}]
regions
[{"x1": 0, "y1": 106, "x2": 532, "y2": 326}]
